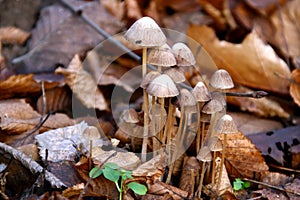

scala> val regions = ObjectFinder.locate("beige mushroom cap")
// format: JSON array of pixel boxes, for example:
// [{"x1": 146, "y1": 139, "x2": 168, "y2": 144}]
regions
[
  {"x1": 148, "y1": 44, "x2": 176, "y2": 67},
  {"x1": 196, "y1": 146, "x2": 212, "y2": 162},
  {"x1": 207, "y1": 136, "x2": 223, "y2": 152},
  {"x1": 120, "y1": 108, "x2": 139, "y2": 123},
  {"x1": 146, "y1": 74, "x2": 179, "y2": 98},
  {"x1": 214, "y1": 114, "x2": 238, "y2": 134},
  {"x1": 124, "y1": 17, "x2": 166, "y2": 47},
  {"x1": 192, "y1": 81, "x2": 211, "y2": 102},
  {"x1": 164, "y1": 67, "x2": 186, "y2": 83},
  {"x1": 172, "y1": 42, "x2": 196, "y2": 66},
  {"x1": 178, "y1": 88, "x2": 196, "y2": 107},
  {"x1": 201, "y1": 99, "x2": 223, "y2": 114},
  {"x1": 140, "y1": 71, "x2": 160, "y2": 89},
  {"x1": 210, "y1": 69, "x2": 234, "y2": 89}
]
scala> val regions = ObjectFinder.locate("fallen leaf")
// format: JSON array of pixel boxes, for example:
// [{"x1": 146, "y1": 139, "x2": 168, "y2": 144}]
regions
[
  {"x1": 290, "y1": 69, "x2": 300, "y2": 107},
  {"x1": 271, "y1": 0, "x2": 300, "y2": 68},
  {"x1": 147, "y1": 181, "x2": 189, "y2": 200},
  {"x1": 13, "y1": 1, "x2": 124, "y2": 73},
  {"x1": 56, "y1": 54, "x2": 108, "y2": 111},
  {"x1": 285, "y1": 178, "x2": 300, "y2": 199},
  {"x1": 0, "y1": 26, "x2": 30, "y2": 44},
  {"x1": 124, "y1": 0, "x2": 142, "y2": 23},
  {"x1": 226, "y1": 85, "x2": 290, "y2": 118},
  {"x1": 248, "y1": 125, "x2": 300, "y2": 165},
  {"x1": 219, "y1": 131, "x2": 269, "y2": 178},
  {"x1": 187, "y1": 25, "x2": 291, "y2": 94},
  {"x1": 102, "y1": 0, "x2": 125, "y2": 21},
  {"x1": 0, "y1": 74, "x2": 60, "y2": 100}
]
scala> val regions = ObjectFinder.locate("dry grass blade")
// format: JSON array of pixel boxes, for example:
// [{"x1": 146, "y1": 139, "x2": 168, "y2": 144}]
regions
[{"x1": 219, "y1": 131, "x2": 269, "y2": 178}]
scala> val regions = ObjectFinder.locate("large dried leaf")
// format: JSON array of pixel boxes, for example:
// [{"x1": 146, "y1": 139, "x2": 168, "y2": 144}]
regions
[
  {"x1": 248, "y1": 125, "x2": 300, "y2": 165},
  {"x1": 226, "y1": 86, "x2": 290, "y2": 118},
  {"x1": 290, "y1": 69, "x2": 300, "y2": 107},
  {"x1": 219, "y1": 131, "x2": 269, "y2": 178},
  {"x1": 0, "y1": 74, "x2": 60, "y2": 99},
  {"x1": 187, "y1": 25, "x2": 291, "y2": 94},
  {"x1": 0, "y1": 26, "x2": 30, "y2": 44},
  {"x1": 56, "y1": 54, "x2": 108, "y2": 111},
  {"x1": 271, "y1": 0, "x2": 300, "y2": 67},
  {"x1": 0, "y1": 99, "x2": 40, "y2": 119},
  {"x1": 13, "y1": 1, "x2": 124, "y2": 73}
]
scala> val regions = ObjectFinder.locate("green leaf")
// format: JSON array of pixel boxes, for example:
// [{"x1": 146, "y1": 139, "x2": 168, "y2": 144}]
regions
[
  {"x1": 243, "y1": 181, "x2": 251, "y2": 188},
  {"x1": 233, "y1": 181, "x2": 243, "y2": 191},
  {"x1": 89, "y1": 167, "x2": 103, "y2": 179},
  {"x1": 103, "y1": 167, "x2": 120, "y2": 182},
  {"x1": 121, "y1": 170, "x2": 133, "y2": 180},
  {"x1": 104, "y1": 162, "x2": 120, "y2": 170},
  {"x1": 127, "y1": 182, "x2": 147, "y2": 195}
]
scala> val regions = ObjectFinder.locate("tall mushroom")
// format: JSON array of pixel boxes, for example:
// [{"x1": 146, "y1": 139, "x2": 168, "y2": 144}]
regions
[
  {"x1": 214, "y1": 114, "x2": 238, "y2": 191},
  {"x1": 125, "y1": 17, "x2": 166, "y2": 162},
  {"x1": 172, "y1": 42, "x2": 196, "y2": 67},
  {"x1": 192, "y1": 81, "x2": 211, "y2": 154},
  {"x1": 207, "y1": 136, "x2": 223, "y2": 185}
]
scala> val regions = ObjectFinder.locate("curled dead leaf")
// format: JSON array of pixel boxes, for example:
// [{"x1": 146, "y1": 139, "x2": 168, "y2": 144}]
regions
[
  {"x1": 290, "y1": 69, "x2": 300, "y2": 107},
  {"x1": 187, "y1": 25, "x2": 291, "y2": 94}
]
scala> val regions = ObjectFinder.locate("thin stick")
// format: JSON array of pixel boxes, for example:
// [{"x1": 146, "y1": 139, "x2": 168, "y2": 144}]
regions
[{"x1": 223, "y1": 91, "x2": 268, "y2": 98}]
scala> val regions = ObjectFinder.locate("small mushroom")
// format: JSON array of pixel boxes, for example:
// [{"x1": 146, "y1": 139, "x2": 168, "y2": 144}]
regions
[
  {"x1": 210, "y1": 69, "x2": 234, "y2": 90},
  {"x1": 147, "y1": 44, "x2": 176, "y2": 72},
  {"x1": 172, "y1": 42, "x2": 196, "y2": 67},
  {"x1": 125, "y1": 16, "x2": 166, "y2": 162},
  {"x1": 140, "y1": 71, "x2": 160, "y2": 89},
  {"x1": 192, "y1": 81, "x2": 211, "y2": 153},
  {"x1": 196, "y1": 146, "x2": 212, "y2": 198},
  {"x1": 214, "y1": 114, "x2": 238, "y2": 191},
  {"x1": 164, "y1": 67, "x2": 186, "y2": 83},
  {"x1": 207, "y1": 136, "x2": 223, "y2": 184}
]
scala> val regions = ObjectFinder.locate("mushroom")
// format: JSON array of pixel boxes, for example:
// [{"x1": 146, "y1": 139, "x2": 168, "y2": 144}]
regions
[
  {"x1": 172, "y1": 42, "x2": 196, "y2": 67},
  {"x1": 210, "y1": 69, "x2": 234, "y2": 90},
  {"x1": 125, "y1": 17, "x2": 166, "y2": 162},
  {"x1": 214, "y1": 114, "x2": 238, "y2": 191},
  {"x1": 147, "y1": 44, "x2": 176, "y2": 73},
  {"x1": 192, "y1": 81, "x2": 211, "y2": 154},
  {"x1": 207, "y1": 136, "x2": 223, "y2": 185},
  {"x1": 164, "y1": 67, "x2": 186, "y2": 84},
  {"x1": 196, "y1": 146, "x2": 212, "y2": 198}
]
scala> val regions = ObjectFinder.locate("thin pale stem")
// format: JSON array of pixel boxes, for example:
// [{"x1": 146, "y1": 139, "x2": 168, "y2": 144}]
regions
[
  {"x1": 151, "y1": 97, "x2": 158, "y2": 157},
  {"x1": 197, "y1": 162, "x2": 206, "y2": 198},
  {"x1": 218, "y1": 134, "x2": 227, "y2": 191},
  {"x1": 211, "y1": 151, "x2": 216, "y2": 184},
  {"x1": 196, "y1": 102, "x2": 202, "y2": 154}
]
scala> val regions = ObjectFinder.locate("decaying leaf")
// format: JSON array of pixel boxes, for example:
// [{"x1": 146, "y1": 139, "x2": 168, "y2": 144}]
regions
[
  {"x1": 102, "y1": 0, "x2": 125, "y2": 21},
  {"x1": 248, "y1": 125, "x2": 300, "y2": 165},
  {"x1": 187, "y1": 25, "x2": 291, "y2": 94},
  {"x1": 13, "y1": 1, "x2": 124, "y2": 73},
  {"x1": 147, "y1": 181, "x2": 189, "y2": 200},
  {"x1": 0, "y1": 26, "x2": 30, "y2": 44},
  {"x1": 226, "y1": 86, "x2": 290, "y2": 118},
  {"x1": 56, "y1": 54, "x2": 108, "y2": 111},
  {"x1": 220, "y1": 131, "x2": 269, "y2": 178},
  {"x1": 0, "y1": 74, "x2": 60, "y2": 99},
  {"x1": 290, "y1": 69, "x2": 300, "y2": 107},
  {"x1": 271, "y1": 0, "x2": 300, "y2": 67}
]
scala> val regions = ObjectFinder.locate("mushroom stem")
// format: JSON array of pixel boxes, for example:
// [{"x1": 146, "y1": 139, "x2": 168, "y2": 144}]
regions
[
  {"x1": 223, "y1": 91, "x2": 268, "y2": 98},
  {"x1": 160, "y1": 97, "x2": 165, "y2": 144},
  {"x1": 217, "y1": 134, "x2": 227, "y2": 191},
  {"x1": 197, "y1": 161, "x2": 206, "y2": 198},
  {"x1": 201, "y1": 121, "x2": 205, "y2": 147},
  {"x1": 151, "y1": 97, "x2": 158, "y2": 157},
  {"x1": 157, "y1": 66, "x2": 162, "y2": 73},
  {"x1": 141, "y1": 47, "x2": 149, "y2": 162},
  {"x1": 164, "y1": 98, "x2": 174, "y2": 161},
  {"x1": 196, "y1": 102, "x2": 202, "y2": 154},
  {"x1": 211, "y1": 151, "x2": 216, "y2": 184}
]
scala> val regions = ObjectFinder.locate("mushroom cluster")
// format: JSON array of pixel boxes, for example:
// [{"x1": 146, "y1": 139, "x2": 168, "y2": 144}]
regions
[{"x1": 121, "y1": 16, "x2": 239, "y2": 196}]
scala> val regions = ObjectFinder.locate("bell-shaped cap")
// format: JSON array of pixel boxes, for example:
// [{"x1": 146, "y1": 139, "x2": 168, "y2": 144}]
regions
[
  {"x1": 201, "y1": 99, "x2": 223, "y2": 114},
  {"x1": 124, "y1": 17, "x2": 166, "y2": 47},
  {"x1": 207, "y1": 136, "x2": 223, "y2": 152},
  {"x1": 192, "y1": 81, "x2": 211, "y2": 102},
  {"x1": 172, "y1": 42, "x2": 196, "y2": 66},
  {"x1": 146, "y1": 74, "x2": 179, "y2": 98},
  {"x1": 210, "y1": 69, "x2": 234, "y2": 89},
  {"x1": 211, "y1": 91, "x2": 226, "y2": 107},
  {"x1": 164, "y1": 67, "x2": 185, "y2": 83},
  {"x1": 214, "y1": 114, "x2": 238, "y2": 134},
  {"x1": 148, "y1": 44, "x2": 176, "y2": 67},
  {"x1": 196, "y1": 146, "x2": 212, "y2": 162},
  {"x1": 178, "y1": 88, "x2": 196, "y2": 107},
  {"x1": 140, "y1": 71, "x2": 160, "y2": 89},
  {"x1": 120, "y1": 108, "x2": 139, "y2": 123}
]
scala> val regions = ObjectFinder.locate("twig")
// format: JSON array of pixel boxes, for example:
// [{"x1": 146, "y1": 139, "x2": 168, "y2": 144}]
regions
[
  {"x1": 242, "y1": 178, "x2": 300, "y2": 197},
  {"x1": 223, "y1": 91, "x2": 268, "y2": 98}
]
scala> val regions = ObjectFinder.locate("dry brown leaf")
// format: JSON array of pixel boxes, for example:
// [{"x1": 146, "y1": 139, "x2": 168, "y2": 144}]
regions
[
  {"x1": 124, "y1": 0, "x2": 142, "y2": 22},
  {"x1": 155, "y1": 0, "x2": 200, "y2": 12},
  {"x1": 227, "y1": 85, "x2": 290, "y2": 118},
  {"x1": 0, "y1": 26, "x2": 30, "y2": 44},
  {"x1": 147, "y1": 181, "x2": 189, "y2": 200},
  {"x1": 55, "y1": 54, "x2": 108, "y2": 111},
  {"x1": 0, "y1": 74, "x2": 59, "y2": 99},
  {"x1": 271, "y1": 0, "x2": 300, "y2": 67},
  {"x1": 36, "y1": 86, "x2": 71, "y2": 114},
  {"x1": 102, "y1": 0, "x2": 125, "y2": 20},
  {"x1": 187, "y1": 25, "x2": 291, "y2": 94},
  {"x1": 290, "y1": 69, "x2": 300, "y2": 107},
  {"x1": 219, "y1": 131, "x2": 269, "y2": 178}
]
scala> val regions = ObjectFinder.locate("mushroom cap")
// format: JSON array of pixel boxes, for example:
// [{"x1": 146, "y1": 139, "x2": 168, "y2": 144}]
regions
[
  {"x1": 172, "y1": 42, "x2": 196, "y2": 66},
  {"x1": 147, "y1": 44, "x2": 176, "y2": 67},
  {"x1": 178, "y1": 88, "x2": 196, "y2": 107},
  {"x1": 124, "y1": 17, "x2": 166, "y2": 47},
  {"x1": 214, "y1": 114, "x2": 238, "y2": 134},
  {"x1": 140, "y1": 71, "x2": 160, "y2": 89},
  {"x1": 211, "y1": 91, "x2": 226, "y2": 107},
  {"x1": 196, "y1": 146, "x2": 212, "y2": 162},
  {"x1": 201, "y1": 99, "x2": 223, "y2": 114},
  {"x1": 207, "y1": 136, "x2": 223, "y2": 152},
  {"x1": 192, "y1": 81, "x2": 211, "y2": 102},
  {"x1": 120, "y1": 108, "x2": 139, "y2": 123},
  {"x1": 210, "y1": 69, "x2": 234, "y2": 89},
  {"x1": 164, "y1": 67, "x2": 186, "y2": 83},
  {"x1": 146, "y1": 74, "x2": 179, "y2": 98}
]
